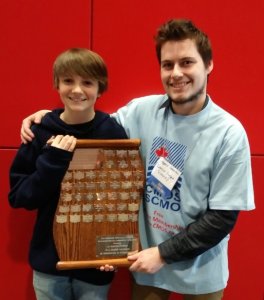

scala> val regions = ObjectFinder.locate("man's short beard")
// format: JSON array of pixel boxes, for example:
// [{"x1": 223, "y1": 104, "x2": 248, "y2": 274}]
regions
[{"x1": 170, "y1": 85, "x2": 204, "y2": 106}]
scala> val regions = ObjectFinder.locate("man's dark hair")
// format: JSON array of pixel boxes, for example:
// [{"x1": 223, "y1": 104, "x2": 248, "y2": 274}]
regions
[{"x1": 155, "y1": 19, "x2": 212, "y2": 67}]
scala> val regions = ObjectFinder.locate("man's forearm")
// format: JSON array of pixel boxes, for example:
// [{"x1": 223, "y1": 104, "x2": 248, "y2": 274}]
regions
[{"x1": 158, "y1": 209, "x2": 239, "y2": 263}]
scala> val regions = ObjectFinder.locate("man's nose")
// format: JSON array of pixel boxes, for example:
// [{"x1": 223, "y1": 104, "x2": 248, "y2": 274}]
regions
[{"x1": 171, "y1": 65, "x2": 183, "y2": 79}]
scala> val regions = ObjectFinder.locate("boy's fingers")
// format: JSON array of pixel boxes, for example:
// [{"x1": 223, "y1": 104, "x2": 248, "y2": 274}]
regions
[{"x1": 48, "y1": 135, "x2": 76, "y2": 152}]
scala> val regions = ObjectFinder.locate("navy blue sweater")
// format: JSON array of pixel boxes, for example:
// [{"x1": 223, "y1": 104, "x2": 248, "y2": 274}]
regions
[{"x1": 8, "y1": 109, "x2": 128, "y2": 285}]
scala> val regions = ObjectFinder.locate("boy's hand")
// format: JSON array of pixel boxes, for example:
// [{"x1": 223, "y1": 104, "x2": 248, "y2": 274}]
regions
[
  {"x1": 99, "y1": 264, "x2": 116, "y2": 272},
  {"x1": 47, "y1": 135, "x2": 77, "y2": 152},
  {"x1": 21, "y1": 110, "x2": 51, "y2": 144}
]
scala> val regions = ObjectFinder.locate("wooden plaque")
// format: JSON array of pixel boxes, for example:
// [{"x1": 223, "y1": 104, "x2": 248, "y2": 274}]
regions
[{"x1": 53, "y1": 139, "x2": 144, "y2": 270}]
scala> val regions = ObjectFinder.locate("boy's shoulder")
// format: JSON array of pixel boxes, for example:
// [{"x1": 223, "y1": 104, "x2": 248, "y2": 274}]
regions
[{"x1": 94, "y1": 110, "x2": 127, "y2": 139}]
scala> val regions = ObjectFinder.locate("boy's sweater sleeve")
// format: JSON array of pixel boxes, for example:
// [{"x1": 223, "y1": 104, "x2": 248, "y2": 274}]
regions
[{"x1": 9, "y1": 142, "x2": 73, "y2": 210}]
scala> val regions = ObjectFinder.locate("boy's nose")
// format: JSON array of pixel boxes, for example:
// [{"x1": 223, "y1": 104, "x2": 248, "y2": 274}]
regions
[{"x1": 72, "y1": 84, "x2": 82, "y2": 93}]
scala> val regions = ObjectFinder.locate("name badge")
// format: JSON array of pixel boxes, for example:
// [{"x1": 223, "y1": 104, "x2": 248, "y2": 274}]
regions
[{"x1": 148, "y1": 157, "x2": 181, "y2": 198}]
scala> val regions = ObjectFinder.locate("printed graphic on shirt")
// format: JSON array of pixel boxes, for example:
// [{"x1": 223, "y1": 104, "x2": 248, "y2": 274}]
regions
[
  {"x1": 145, "y1": 137, "x2": 187, "y2": 236},
  {"x1": 148, "y1": 136, "x2": 187, "y2": 171}
]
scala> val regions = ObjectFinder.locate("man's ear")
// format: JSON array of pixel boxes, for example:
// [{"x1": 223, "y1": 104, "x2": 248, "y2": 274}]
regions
[{"x1": 207, "y1": 60, "x2": 214, "y2": 75}]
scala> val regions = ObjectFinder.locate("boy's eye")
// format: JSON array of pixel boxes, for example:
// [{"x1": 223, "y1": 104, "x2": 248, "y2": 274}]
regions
[
  {"x1": 62, "y1": 78, "x2": 73, "y2": 84},
  {"x1": 83, "y1": 80, "x2": 92, "y2": 85}
]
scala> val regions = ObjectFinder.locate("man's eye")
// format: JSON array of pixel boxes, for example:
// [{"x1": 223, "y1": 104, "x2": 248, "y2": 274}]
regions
[
  {"x1": 182, "y1": 60, "x2": 193, "y2": 66},
  {"x1": 161, "y1": 63, "x2": 173, "y2": 69}
]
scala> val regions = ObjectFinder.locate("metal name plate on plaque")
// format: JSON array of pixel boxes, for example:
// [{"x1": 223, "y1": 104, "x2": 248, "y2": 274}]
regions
[{"x1": 53, "y1": 139, "x2": 144, "y2": 270}]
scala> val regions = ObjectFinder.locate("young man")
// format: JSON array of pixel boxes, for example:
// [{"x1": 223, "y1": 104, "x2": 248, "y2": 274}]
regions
[
  {"x1": 9, "y1": 48, "x2": 127, "y2": 300},
  {"x1": 20, "y1": 19, "x2": 255, "y2": 300}
]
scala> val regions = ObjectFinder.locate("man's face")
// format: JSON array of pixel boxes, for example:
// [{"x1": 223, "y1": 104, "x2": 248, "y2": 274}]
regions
[{"x1": 160, "y1": 39, "x2": 213, "y2": 115}]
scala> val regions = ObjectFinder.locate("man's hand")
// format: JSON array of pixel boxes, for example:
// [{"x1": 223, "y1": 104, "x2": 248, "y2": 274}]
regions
[
  {"x1": 21, "y1": 110, "x2": 51, "y2": 143},
  {"x1": 128, "y1": 247, "x2": 165, "y2": 274},
  {"x1": 47, "y1": 135, "x2": 77, "y2": 152}
]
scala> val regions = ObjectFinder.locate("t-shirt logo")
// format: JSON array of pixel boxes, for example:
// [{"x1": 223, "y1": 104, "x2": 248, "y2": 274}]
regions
[
  {"x1": 155, "y1": 146, "x2": 168, "y2": 158},
  {"x1": 145, "y1": 137, "x2": 187, "y2": 212},
  {"x1": 148, "y1": 136, "x2": 187, "y2": 178}
]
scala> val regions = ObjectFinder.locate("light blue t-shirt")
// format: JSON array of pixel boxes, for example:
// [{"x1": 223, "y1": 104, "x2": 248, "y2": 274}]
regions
[{"x1": 112, "y1": 94, "x2": 255, "y2": 294}]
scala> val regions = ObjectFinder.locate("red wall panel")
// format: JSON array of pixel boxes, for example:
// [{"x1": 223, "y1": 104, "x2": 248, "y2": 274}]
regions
[
  {"x1": 0, "y1": 150, "x2": 36, "y2": 298},
  {"x1": 224, "y1": 156, "x2": 264, "y2": 299},
  {"x1": 0, "y1": 0, "x2": 263, "y2": 299},
  {"x1": 0, "y1": 0, "x2": 92, "y2": 297},
  {"x1": 0, "y1": 0, "x2": 92, "y2": 147},
  {"x1": 92, "y1": 0, "x2": 264, "y2": 155}
]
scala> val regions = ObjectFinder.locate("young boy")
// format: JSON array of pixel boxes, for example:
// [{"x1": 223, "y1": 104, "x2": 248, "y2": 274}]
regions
[{"x1": 8, "y1": 48, "x2": 127, "y2": 300}]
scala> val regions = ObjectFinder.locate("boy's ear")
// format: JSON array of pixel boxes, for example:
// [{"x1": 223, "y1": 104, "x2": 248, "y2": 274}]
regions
[{"x1": 54, "y1": 82, "x2": 59, "y2": 91}]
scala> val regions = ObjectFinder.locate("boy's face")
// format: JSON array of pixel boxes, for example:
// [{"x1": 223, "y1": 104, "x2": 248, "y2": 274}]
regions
[
  {"x1": 57, "y1": 74, "x2": 100, "y2": 116},
  {"x1": 160, "y1": 38, "x2": 213, "y2": 115}
]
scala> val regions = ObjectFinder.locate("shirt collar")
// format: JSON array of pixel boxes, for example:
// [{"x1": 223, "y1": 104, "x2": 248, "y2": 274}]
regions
[
  {"x1": 158, "y1": 94, "x2": 170, "y2": 110},
  {"x1": 158, "y1": 94, "x2": 210, "y2": 111}
]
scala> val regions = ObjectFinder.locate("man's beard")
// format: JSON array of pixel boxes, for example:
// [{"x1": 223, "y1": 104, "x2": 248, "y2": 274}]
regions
[{"x1": 169, "y1": 84, "x2": 205, "y2": 106}]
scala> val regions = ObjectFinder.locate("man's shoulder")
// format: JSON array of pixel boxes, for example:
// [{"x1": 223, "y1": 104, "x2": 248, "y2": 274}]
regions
[
  {"x1": 208, "y1": 99, "x2": 248, "y2": 142},
  {"x1": 124, "y1": 94, "x2": 168, "y2": 112},
  {"x1": 131, "y1": 94, "x2": 167, "y2": 104},
  {"x1": 210, "y1": 100, "x2": 245, "y2": 128}
]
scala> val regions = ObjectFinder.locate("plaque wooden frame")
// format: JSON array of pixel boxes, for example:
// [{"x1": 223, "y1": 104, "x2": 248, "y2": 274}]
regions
[{"x1": 53, "y1": 139, "x2": 144, "y2": 270}]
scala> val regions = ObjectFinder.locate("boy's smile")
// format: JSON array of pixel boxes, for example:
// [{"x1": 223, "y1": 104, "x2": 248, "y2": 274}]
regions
[{"x1": 68, "y1": 96, "x2": 87, "y2": 102}]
